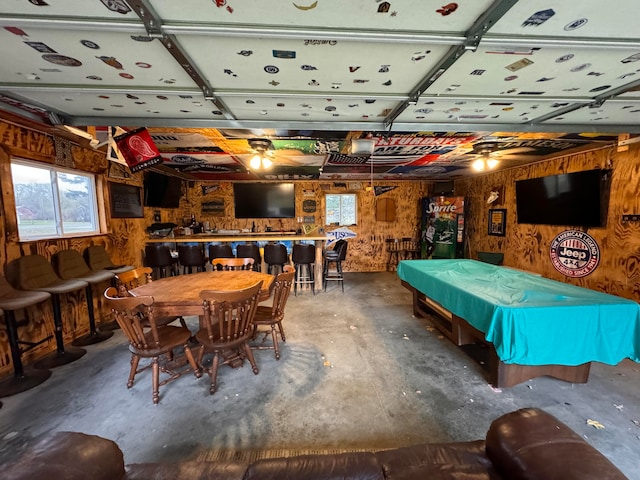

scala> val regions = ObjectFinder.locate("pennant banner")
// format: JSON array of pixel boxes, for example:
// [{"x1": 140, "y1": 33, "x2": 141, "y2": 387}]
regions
[
  {"x1": 114, "y1": 127, "x2": 163, "y2": 172},
  {"x1": 374, "y1": 186, "x2": 397, "y2": 196}
]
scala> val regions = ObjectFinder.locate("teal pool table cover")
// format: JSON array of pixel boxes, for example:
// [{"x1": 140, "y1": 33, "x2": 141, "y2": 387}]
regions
[{"x1": 397, "y1": 259, "x2": 640, "y2": 366}]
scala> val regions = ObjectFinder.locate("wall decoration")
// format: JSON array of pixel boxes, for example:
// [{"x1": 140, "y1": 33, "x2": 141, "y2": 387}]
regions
[
  {"x1": 109, "y1": 182, "x2": 143, "y2": 218},
  {"x1": 202, "y1": 198, "x2": 225, "y2": 215},
  {"x1": 302, "y1": 199, "x2": 316, "y2": 212},
  {"x1": 108, "y1": 161, "x2": 130, "y2": 179},
  {"x1": 114, "y1": 127, "x2": 163, "y2": 172},
  {"x1": 549, "y1": 230, "x2": 600, "y2": 278},
  {"x1": 488, "y1": 208, "x2": 506, "y2": 236}
]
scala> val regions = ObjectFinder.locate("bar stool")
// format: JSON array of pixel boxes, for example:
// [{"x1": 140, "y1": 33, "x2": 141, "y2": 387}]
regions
[
  {"x1": 323, "y1": 240, "x2": 348, "y2": 292},
  {"x1": 264, "y1": 243, "x2": 288, "y2": 275},
  {"x1": 0, "y1": 275, "x2": 53, "y2": 397},
  {"x1": 292, "y1": 243, "x2": 316, "y2": 295},
  {"x1": 177, "y1": 245, "x2": 208, "y2": 274},
  {"x1": 6, "y1": 255, "x2": 88, "y2": 369},
  {"x1": 144, "y1": 244, "x2": 178, "y2": 279},
  {"x1": 53, "y1": 249, "x2": 115, "y2": 346},
  {"x1": 208, "y1": 244, "x2": 233, "y2": 270},
  {"x1": 83, "y1": 245, "x2": 134, "y2": 276},
  {"x1": 236, "y1": 244, "x2": 262, "y2": 271},
  {"x1": 385, "y1": 238, "x2": 402, "y2": 271}
]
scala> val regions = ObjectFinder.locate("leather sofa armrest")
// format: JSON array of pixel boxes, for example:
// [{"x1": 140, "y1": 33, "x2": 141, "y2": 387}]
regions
[
  {"x1": 4, "y1": 431, "x2": 125, "y2": 480},
  {"x1": 485, "y1": 408, "x2": 628, "y2": 480}
]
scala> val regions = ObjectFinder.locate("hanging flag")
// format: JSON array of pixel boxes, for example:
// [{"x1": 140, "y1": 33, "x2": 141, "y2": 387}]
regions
[
  {"x1": 374, "y1": 185, "x2": 397, "y2": 196},
  {"x1": 114, "y1": 127, "x2": 163, "y2": 172}
]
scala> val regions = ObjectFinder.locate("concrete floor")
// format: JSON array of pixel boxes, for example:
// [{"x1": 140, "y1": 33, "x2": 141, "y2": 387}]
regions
[{"x1": 0, "y1": 272, "x2": 639, "y2": 478}]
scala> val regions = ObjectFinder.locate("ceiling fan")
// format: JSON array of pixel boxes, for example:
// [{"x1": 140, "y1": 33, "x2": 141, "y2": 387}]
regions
[
  {"x1": 246, "y1": 138, "x2": 306, "y2": 169},
  {"x1": 466, "y1": 141, "x2": 536, "y2": 172}
]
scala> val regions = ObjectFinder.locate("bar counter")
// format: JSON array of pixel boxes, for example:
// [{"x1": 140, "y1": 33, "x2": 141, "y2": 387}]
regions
[{"x1": 146, "y1": 232, "x2": 329, "y2": 290}]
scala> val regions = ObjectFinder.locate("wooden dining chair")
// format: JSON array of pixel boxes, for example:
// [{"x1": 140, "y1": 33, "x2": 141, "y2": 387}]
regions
[
  {"x1": 114, "y1": 267, "x2": 188, "y2": 329},
  {"x1": 251, "y1": 265, "x2": 295, "y2": 360},
  {"x1": 211, "y1": 257, "x2": 255, "y2": 271},
  {"x1": 196, "y1": 281, "x2": 263, "y2": 395},
  {"x1": 103, "y1": 287, "x2": 201, "y2": 404}
]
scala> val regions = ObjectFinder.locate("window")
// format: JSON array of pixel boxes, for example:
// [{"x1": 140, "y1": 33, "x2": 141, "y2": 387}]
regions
[
  {"x1": 11, "y1": 159, "x2": 100, "y2": 241},
  {"x1": 325, "y1": 193, "x2": 357, "y2": 226}
]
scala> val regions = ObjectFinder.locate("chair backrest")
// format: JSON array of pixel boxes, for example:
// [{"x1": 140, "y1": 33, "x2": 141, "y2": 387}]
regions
[
  {"x1": 336, "y1": 240, "x2": 348, "y2": 261},
  {"x1": 53, "y1": 249, "x2": 93, "y2": 280},
  {"x1": 236, "y1": 244, "x2": 261, "y2": 262},
  {"x1": 208, "y1": 244, "x2": 234, "y2": 260},
  {"x1": 292, "y1": 243, "x2": 316, "y2": 264},
  {"x1": 103, "y1": 287, "x2": 158, "y2": 349},
  {"x1": 177, "y1": 245, "x2": 207, "y2": 266},
  {"x1": 6, "y1": 255, "x2": 61, "y2": 290},
  {"x1": 264, "y1": 243, "x2": 288, "y2": 264},
  {"x1": 115, "y1": 267, "x2": 153, "y2": 296},
  {"x1": 264, "y1": 267, "x2": 295, "y2": 321},
  {"x1": 199, "y1": 281, "x2": 262, "y2": 346},
  {"x1": 144, "y1": 245, "x2": 174, "y2": 268},
  {"x1": 211, "y1": 257, "x2": 255, "y2": 271},
  {"x1": 84, "y1": 245, "x2": 115, "y2": 270}
]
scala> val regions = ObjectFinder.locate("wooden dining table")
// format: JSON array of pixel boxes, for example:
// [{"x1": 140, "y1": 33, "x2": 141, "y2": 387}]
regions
[{"x1": 128, "y1": 270, "x2": 275, "y2": 318}]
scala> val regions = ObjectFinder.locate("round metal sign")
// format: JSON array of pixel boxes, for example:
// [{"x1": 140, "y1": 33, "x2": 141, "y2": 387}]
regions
[{"x1": 549, "y1": 230, "x2": 600, "y2": 277}]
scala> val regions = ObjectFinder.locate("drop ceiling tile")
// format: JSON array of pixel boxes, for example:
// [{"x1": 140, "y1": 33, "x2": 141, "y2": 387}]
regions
[
  {"x1": 426, "y1": 46, "x2": 639, "y2": 98},
  {"x1": 177, "y1": 34, "x2": 450, "y2": 94},
  {"x1": 489, "y1": 0, "x2": 640, "y2": 39},
  {"x1": 219, "y1": 95, "x2": 401, "y2": 122},
  {"x1": 0, "y1": 28, "x2": 196, "y2": 87},
  {"x1": 149, "y1": 0, "x2": 493, "y2": 32}
]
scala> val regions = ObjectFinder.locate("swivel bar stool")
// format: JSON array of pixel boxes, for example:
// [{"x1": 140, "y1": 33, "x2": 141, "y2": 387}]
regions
[
  {"x1": 83, "y1": 245, "x2": 134, "y2": 277},
  {"x1": 144, "y1": 244, "x2": 178, "y2": 279},
  {"x1": 264, "y1": 243, "x2": 288, "y2": 275},
  {"x1": 236, "y1": 243, "x2": 262, "y2": 271},
  {"x1": 208, "y1": 244, "x2": 233, "y2": 270},
  {"x1": 292, "y1": 243, "x2": 315, "y2": 295},
  {"x1": 6, "y1": 255, "x2": 88, "y2": 369},
  {"x1": 0, "y1": 275, "x2": 52, "y2": 397},
  {"x1": 323, "y1": 240, "x2": 348, "y2": 292},
  {"x1": 53, "y1": 249, "x2": 115, "y2": 346}
]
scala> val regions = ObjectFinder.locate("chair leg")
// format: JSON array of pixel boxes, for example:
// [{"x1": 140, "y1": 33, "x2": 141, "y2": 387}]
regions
[
  {"x1": 128, "y1": 354, "x2": 139, "y2": 388},
  {"x1": 276, "y1": 321, "x2": 286, "y2": 342},
  {"x1": 151, "y1": 357, "x2": 160, "y2": 404},
  {"x1": 209, "y1": 353, "x2": 220, "y2": 394},
  {"x1": 183, "y1": 344, "x2": 202, "y2": 378},
  {"x1": 242, "y1": 343, "x2": 260, "y2": 374},
  {"x1": 270, "y1": 325, "x2": 280, "y2": 360}
]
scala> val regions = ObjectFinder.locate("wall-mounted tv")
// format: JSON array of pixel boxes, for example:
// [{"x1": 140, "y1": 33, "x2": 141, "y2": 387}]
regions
[
  {"x1": 515, "y1": 169, "x2": 609, "y2": 227},
  {"x1": 233, "y1": 183, "x2": 295, "y2": 219},
  {"x1": 143, "y1": 171, "x2": 183, "y2": 208}
]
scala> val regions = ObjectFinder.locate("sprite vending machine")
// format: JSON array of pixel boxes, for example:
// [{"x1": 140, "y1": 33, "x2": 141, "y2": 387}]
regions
[{"x1": 420, "y1": 196, "x2": 465, "y2": 259}]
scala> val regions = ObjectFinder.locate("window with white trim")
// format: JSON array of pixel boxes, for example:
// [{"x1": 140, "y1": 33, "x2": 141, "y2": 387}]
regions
[
  {"x1": 325, "y1": 193, "x2": 357, "y2": 226},
  {"x1": 11, "y1": 159, "x2": 100, "y2": 241}
]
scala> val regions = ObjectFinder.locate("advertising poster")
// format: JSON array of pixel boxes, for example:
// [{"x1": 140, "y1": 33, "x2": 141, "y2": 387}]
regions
[{"x1": 421, "y1": 196, "x2": 465, "y2": 259}]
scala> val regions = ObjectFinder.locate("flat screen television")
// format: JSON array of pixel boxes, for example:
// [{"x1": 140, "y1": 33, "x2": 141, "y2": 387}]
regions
[
  {"x1": 515, "y1": 169, "x2": 609, "y2": 227},
  {"x1": 234, "y1": 183, "x2": 295, "y2": 219},
  {"x1": 143, "y1": 171, "x2": 182, "y2": 208}
]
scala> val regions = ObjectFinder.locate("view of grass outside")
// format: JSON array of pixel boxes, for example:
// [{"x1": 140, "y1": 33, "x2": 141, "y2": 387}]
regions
[
  {"x1": 11, "y1": 161, "x2": 98, "y2": 240},
  {"x1": 325, "y1": 194, "x2": 357, "y2": 226}
]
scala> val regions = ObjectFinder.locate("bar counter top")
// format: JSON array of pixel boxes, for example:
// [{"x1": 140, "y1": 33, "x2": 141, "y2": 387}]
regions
[{"x1": 147, "y1": 232, "x2": 328, "y2": 243}]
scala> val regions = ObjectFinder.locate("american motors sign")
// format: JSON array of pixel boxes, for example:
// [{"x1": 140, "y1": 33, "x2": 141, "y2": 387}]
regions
[{"x1": 549, "y1": 230, "x2": 600, "y2": 277}]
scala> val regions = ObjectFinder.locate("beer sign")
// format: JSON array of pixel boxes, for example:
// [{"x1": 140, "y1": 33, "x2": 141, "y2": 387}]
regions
[{"x1": 549, "y1": 230, "x2": 600, "y2": 277}]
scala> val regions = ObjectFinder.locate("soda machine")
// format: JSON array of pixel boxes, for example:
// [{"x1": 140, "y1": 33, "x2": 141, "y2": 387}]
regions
[{"x1": 420, "y1": 196, "x2": 465, "y2": 259}]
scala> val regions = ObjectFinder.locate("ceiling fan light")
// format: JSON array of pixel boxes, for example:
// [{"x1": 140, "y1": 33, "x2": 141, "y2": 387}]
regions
[
  {"x1": 472, "y1": 159, "x2": 486, "y2": 171},
  {"x1": 351, "y1": 138, "x2": 376, "y2": 155},
  {"x1": 486, "y1": 158, "x2": 499, "y2": 169},
  {"x1": 262, "y1": 157, "x2": 273, "y2": 168},
  {"x1": 250, "y1": 154, "x2": 262, "y2": 169}
]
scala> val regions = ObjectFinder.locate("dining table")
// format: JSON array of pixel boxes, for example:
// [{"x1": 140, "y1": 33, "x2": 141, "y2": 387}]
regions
[{"x1": 128, "y1": 270, "x2": 275, "y2": 318}]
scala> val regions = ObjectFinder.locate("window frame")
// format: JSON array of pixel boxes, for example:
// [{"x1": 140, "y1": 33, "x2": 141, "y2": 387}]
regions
[
  {"x1": 10, "y1": 158, "x2": 101, "y2": 241},
  {"x1": 324, "y1": 193, "x2": 357, "y2": 226}
]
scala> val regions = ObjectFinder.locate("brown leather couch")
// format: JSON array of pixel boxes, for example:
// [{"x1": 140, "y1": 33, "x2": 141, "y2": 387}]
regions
[{"x1": 4, "y1": 408, "x2": 628, "y2": 480}]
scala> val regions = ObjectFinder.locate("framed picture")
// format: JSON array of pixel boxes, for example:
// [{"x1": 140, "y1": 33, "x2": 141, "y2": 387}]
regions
[
  {"x1": 109, "y1": 182, "x2": 143, "y2": 218},
  {"x1": 488, "y1": 208, "x2": 506, "y2": 236}
]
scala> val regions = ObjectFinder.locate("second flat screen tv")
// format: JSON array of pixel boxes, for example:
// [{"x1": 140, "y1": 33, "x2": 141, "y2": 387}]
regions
[{"x1": 234, "y1": 183, "x2": 295, "y2": 219}]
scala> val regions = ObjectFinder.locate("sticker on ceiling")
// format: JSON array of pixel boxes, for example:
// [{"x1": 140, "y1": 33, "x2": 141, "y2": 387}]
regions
[
  {"x1": 436, "y1": 3, "x2": 458, "y2": 16},
  {"x1": 264, "y1": 65, "x2": 279, "y2": 74},
  {"x1": 570, "y1": 63, "x2": 590, "y2": 72},
  {"x1": 293, "y1": 1, "x2": 318, "y2": 10},
  {"x1": 505, "y1": 58, "x2": 533, "y2": 71},
  {"x1": 522, "y1": 9, "x2": 554, "y2": 27},
  {"x1": 42, "y1": 54, "x2": 82, "y2": 67},
  {"x1": 100, "y1": 0, "x2": 131, "y2": 14},
  {"x1": 97, "y1": 56, "x2": 123, "y2": 69},
  {"x1": 411, "y1": 51, "x2": 431, "y2": 62},
  {"x1": 24, "y1": 42, "x2": 56, "y2": 53},
  {"x1": 565, "y1": 19, "x2": 588, "y2": 31},
  {"x1": 237, "y1": 50, "x2": 253, "y2": 56},
  {"x1": 308, "y1": 79, "x2": 319, "y2": 86},
  {"x1": 377, "y1": 2, "x2": 390, "y2": 13},
  {"x1": 131, "y1": 35, "x2": 154, "y2": 42},
  {"x1": 590, "y1": 85, "x2": 611, "y2": 92},
  {"x1": 470, "y1": 69, "x2": 485, "y2": 75},
  {"x1": 119, "y1": 73, "x2": 134, "y2": 79},
  {"x1": 273, "y1": 50, "x2": 296, "y2": 59},
  {"x1": 28, "y1": 0, "x2": 49, "y2": 5},
  {"x1": 304, "y1": 39, "x2": 337, "y2": 45},
  {"x1": 212, "y1": 0, "x2": 234, "y2": 14},
  {"x1": 379, "y1": 65, "x2": 390, "y2": 73},
  {"x1": 537, "y1": 77, "x2": 555, "y2": 82},
  {"x1": 504, "y1": 75, "x2": 517, "y2": 81},
  {"x1": 136, "y1": 62, "x2": 151, "y2": 68},
  {"x1": 301, "y1": 65, "x2": 317, "y2": 70},
  {"x1": 556, "y1": 54, "x2": 574, "y2": 63},
  {"x1": 81, "y1": 40, "x2": 100, "y2": 50},
  {"x1": 349, "y1": 66, "x2": 360, "y2": 72},
  {"x1": 621, "y1": 53, "x2": 640, "y2": 63},
  {"x1": 224, "y1": 68, "x2": 237, "y2": 77},
  {"x1": 269, "y1": 80, "x2": 280, "y2": 86},
  {"x1": 5, "y1": 27, "x2": 28, "y2": 37}
]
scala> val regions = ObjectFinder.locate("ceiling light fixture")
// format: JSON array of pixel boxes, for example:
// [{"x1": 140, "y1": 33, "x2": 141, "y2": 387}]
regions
[
  {"x1": 351, "y1": 138, "x2": 376, "y2": 155},
  {"x1": 472, "y1": 157, "x2": 499, "y2": 172},
  {"x1": 247, "y1": 138, "x2": 274, "y2": 170}
]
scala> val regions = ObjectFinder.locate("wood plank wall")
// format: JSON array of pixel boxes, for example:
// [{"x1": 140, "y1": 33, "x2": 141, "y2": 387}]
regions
[{"x1": 456, "y1": 143, "x2": 640, "y2": 301}]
